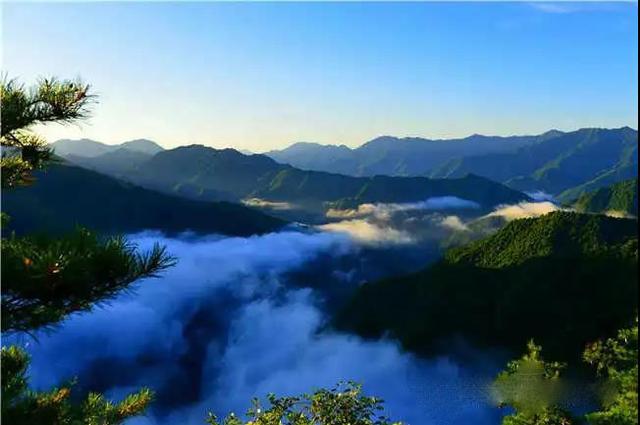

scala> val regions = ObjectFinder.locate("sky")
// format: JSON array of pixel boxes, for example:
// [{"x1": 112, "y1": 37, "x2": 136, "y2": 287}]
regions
[{"x1": 1, "y1": 1, "x2": 638, "y2": 152}]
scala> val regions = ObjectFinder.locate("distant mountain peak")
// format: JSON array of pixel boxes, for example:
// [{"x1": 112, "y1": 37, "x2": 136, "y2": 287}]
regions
[
  {"x1": 543, "y1": 129, "x2": 563, "y2": 135},
  {"x1": 120, "y1": 139, "x2": 164, "y2": 155},
  {"x1": 619, "y1": 126, "x2": 638, "y2": 135},
  {"x1": 50, "y1": 139, "x2": 114, "y2": 158},
  {"x1": 358, "y1": 136, "x2": 407, "y2": 150},
  {"x1": 51, "y1": 138, "x2": 164, "y2": 158},
  {"x1": 156, "y1": 144, "x2": 280, "y2": 168},
  {"x1": 285, "y1": 141, "x2": 352, "y2": 151},
  {"x1": 290, "y1": 141, "x2": 323, "y2": 148}
]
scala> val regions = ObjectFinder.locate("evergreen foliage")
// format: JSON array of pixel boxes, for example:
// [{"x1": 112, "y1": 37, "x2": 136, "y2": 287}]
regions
[
  {"x1": 1, "y1": 346, "x2": 154, "y2": 425},
  {"x1": 1, "y1": 76, "x2": 93, "y2": 188},
  {"x1": 2, "y1": 229, "x2": 173, "y2": 332},
  {"x1": 1, "y1": 76, "x2": 174, "y2": 424}
]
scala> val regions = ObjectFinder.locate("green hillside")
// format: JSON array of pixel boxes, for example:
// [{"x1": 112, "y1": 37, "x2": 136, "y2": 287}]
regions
[
  {"x1": 431, "y1": 127, "x2": 638, "y2": 196},
  {"x1": 120, "y1": 145, "x2": 530, "y2": 211},
  {"x1": 66, "y1": 148, "x2": 152, "y2": 179},
  {"x1": 336, "y1": 211, "x2": 638, "y2": 360},
  {"x1": 572, "y1": 178, "x2": 638, "y2": 216},
  {"x1": 268, "y1": 128, "x2": 636, "y2": 193},
  {"x1": 1, "y1": 162, "x2": 284, "y2": 237}
]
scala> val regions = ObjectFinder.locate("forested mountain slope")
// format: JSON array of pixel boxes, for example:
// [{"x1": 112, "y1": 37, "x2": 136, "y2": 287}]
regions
[
  {"x1": 337, "y1": 211, "x2": 638, "y2": 360},
  {"x1": 573, "y1": 179, "x2": 638, "y2": 216},
  {"x1": 1, "y1": 162, "x2": 284, "y2": 236},
  {"x1": 116, "y1": 145, "x2": 531, "y2": 210},
  {"x1": 431, "y1": 127, "x2": 637, "y2": 196},
  {"x1": 266, "y1": 132, "x2": 557, "y2": 176}
]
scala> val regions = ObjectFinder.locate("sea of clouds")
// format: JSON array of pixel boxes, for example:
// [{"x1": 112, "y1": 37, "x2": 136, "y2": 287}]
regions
[
  {"x1": 12, "y1": 196, "x2": 568, "y2": 424},
  {"x1": 12, "y1": 229, "x2": 504, "y2": 424}
]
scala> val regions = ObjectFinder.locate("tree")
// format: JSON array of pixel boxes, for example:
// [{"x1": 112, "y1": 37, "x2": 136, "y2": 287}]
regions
[
  {"x1": 1, "y1": 76, "x2": 94, "y2": 188},
  {"x1": 495, "y1": 320, "x2": 639, "y2": 425},
  {"x1": 493, "y1": 340, "x2": 575, "y2": 425},
  {"x1": 205, "y1": 382, "x2": 402, "y2": 425},
  {"x1": 583, "y1": 320, "x2": 638, "y2": 425},
  {"x1": 1, "y1": 76, "x2": 175, "y2": 424}
]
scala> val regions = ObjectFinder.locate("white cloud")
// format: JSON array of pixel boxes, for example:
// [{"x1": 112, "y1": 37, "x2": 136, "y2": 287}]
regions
[
  {"x1": 604, "y1": 210, "x2": 636, "y2": 219},
  {"x1": 525, "y1": 191, "x2": 556, "y2": 202},
  {"x1": 326, "y1": 197, "x2": 480, "y2": 221},
  {"x1": 326, "y1": 204, "x2": 378, "y2": 219},
  {"x1": 318, "y1": 219, "x2": 413, "y2": 245},
  {"x1": 486, "y1": 201, "x2": 560, "y2": 221},
  {"x1": 242, "y1": 198, "x2": 294, "y2": 210},
  {"x1": 13, "y1": 230, "x2": 501, "y2": 425},
  {"x1": 439, "y1": 215, "x2": 470, "y2": 232}
]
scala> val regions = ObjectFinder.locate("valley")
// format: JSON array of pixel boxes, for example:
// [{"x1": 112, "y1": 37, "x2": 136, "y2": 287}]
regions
[
  {"x1": 4, "y1": 128, "x2": 637, "y2": 424},
  {"x1": 2, "y1": 3, "x2": 637, "y2": 424}
]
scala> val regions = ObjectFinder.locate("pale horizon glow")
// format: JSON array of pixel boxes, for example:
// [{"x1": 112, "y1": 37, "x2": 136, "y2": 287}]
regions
[{"x1": 2, "y1": 1, "x2": 637, "y2": 152}]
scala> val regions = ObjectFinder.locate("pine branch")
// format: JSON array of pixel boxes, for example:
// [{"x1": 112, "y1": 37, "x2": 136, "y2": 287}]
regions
[
  {"x1": 1, "y1": 75, "x2": 90, "y2": 187},
  {"x1": 1, "y1": 131, "x2": 54, "y2": 188},
  {"x1": 1, "y1": 76, "x2": 95, "y2": 138},
  {"x1": 1, "y1": 229, "x2": 176, "y2": 333},
  {"x1": 1, "y1": 74, "x2": 170, "y2": 425},
  {"x1": 1, "y1": 346, "x2": 154, "y2": 424}
]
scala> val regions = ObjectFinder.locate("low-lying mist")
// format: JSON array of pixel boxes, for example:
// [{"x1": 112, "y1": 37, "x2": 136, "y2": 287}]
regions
[
  {"x1": 318, "y1": 196, "x2": 563, "y2": 246},
  {"x1": 12, "y1": 227, "x2": 504, "y2": 424},
  {"x1": 13, "y1": 197, "x2": 565, "y2": 424}
]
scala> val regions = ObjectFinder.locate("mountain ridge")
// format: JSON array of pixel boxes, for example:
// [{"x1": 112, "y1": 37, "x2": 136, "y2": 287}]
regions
[
  {"x1": 431, "y1": 127, "x2": 638, "y2": 196},
  {"x1": 573, "y1": 178, "x2": 638, "y2": 216},
  {"x1": 266, "y1": 131, "x2": 554, "y2": 176},
  {"x1": 117, "y1": 144, "x2": 532, "y2": 213},
  {"x1": 1, "y1": 162, "x2": 285, "y2": 237},
  {"x1": 265, "y1": 127, "x2": 637, "y2": 197},
  {"x1": 50, "y1": 138, "x2": 164, "y2": 158},
  {"x1": 52, "y1": 142, "x2": 532, "y2": 218}
]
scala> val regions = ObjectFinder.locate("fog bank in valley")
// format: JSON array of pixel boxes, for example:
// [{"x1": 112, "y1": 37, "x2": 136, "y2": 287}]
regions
[
  {"x1": 14, "y1": 225, "x2": 507, "y2": 424},
  {"x1": 11, "y1": 197, "x2": 567, "y2": 424}
]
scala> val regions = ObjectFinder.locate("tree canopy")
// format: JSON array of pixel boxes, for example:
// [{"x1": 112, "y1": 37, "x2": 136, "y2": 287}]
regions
[
  {"x1": 1, "y1": 76, "x2": 174, "y2": 424},
  {"x1": 495, "y1": 320, "x2": 638, "y2": 425},
  {"x1": 206, "y1": 382, "x2": 401, "y2": 425},
  {"x1": 1, "y1": 76, "x2": 94, "y2": 188}
]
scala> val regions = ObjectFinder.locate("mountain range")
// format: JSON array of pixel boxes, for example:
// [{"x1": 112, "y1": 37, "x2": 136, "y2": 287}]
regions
[
  {"x1": 48, "y1": 127, "x2": 638, "y2": 226},
  {"x1": 51, "y1": 138, "x2": 164, "y2": 157},
  {"x1": 13, "y1": 130, "x2": 640, "y2": 366},
  {"x1": 50, "y1": 144, "x2": 531, "y2": 218},
  {"x1": 431, "y1": 127, "x2": 638, "y2": 199},
  {"x1": 1, "y1": 162, "x2": 284, "y2": 237},
  {"x1": 266, "y1": 127, "x2": 637, "y2": 199},
  {"x1": 265, "y1": 132, "x2": 560, "y2": 177},
  {"x1": 50, "y1": 139, "x2": 165, "y2": 179}
]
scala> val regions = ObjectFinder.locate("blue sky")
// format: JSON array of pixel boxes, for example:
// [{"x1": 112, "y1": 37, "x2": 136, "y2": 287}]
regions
[{"x1": 2, "y1": 2, "x2": 637, "y2": 151}]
